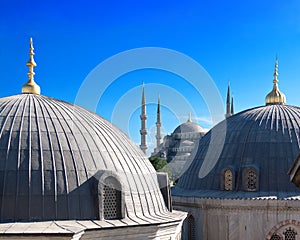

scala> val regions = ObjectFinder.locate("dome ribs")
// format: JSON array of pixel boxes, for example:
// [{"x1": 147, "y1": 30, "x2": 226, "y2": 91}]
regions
[
  {"x1": 83, "y1": 104, "x2": 166, "y2": 217},
  {"x1": 285, "y1": 106, "x2": 300, "y2": 149},
  {"x1": 62, "y1": 100, "x2": 153, "y2": 221},
  {"x1": 235, "y1": 107, "x2": 266, "y2": 191},
  {"x1": 37, "y1": 96, "x2": 70, "y2": 219},
  {"x1": 111, "y1": 123, "x2": 166, "y2": 217},
  {"x1": 72, "y1": 107, "x2": 158, "y2": 220},
  {"x1": 39, "y1": 96, "x2": 84, "y2": 219},
  {"x1": 37, "y1": 96, "x2": 58, "y2": 219},
  {"x1": 0, "y1": 94, "x2": 168, "y2": 222},
  {"x1": 0, "y1": 96, "x2": 26, "y2": 221},
  {"x1": 175, "y1": 104, "x2": 300, "y2": 195},
  {"x1": 55, "y1": 98, "x2": 159, "y2": 220},
  {"x1": 32, "y1": 95, "x2": 46, "y2": 219}
]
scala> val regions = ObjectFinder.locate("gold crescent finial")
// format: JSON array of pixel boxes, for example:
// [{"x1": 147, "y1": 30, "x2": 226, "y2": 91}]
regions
[
  {"x1": 22, "y1": 38, "x2": 41, "y2": 95},
  {"x1": 273, "y1": 55, "x2": 278, "y2": 83},
  {"x1": 265, "y1": 56, "x2": 286, "y2": 105}
]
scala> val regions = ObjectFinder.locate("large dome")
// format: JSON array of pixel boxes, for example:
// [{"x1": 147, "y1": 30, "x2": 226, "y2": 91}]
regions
[
  {"x1": 176, "y1": 104, "x2": 300, "y2": 195},
  {"x1": 0, "y1": 94, "x2": 167, "y2": 222}
]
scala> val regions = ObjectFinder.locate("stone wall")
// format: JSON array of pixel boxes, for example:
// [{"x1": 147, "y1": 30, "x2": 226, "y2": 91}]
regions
[{"x1": 173, "y1": 196, "x2": 300, "y2": 240}]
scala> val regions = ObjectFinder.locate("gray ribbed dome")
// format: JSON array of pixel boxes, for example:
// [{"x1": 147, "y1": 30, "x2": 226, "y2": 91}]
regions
[
  {"x1": 173, "y1": 121, "x2": 204, "y2": 134},
  {"x1": 0, "y1": 94, "x2": 167, "y2": 222},
  {"x1": 177, "y1": 105, "x2": 300, "y2": 193}
]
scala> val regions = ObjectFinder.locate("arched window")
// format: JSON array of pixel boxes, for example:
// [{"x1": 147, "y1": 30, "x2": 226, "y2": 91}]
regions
[
  {"x1": 247, "y1": 169, "x2": 257, "y2": 190},
  {"x1": 283, "y1": 227, "x2": 297, "y2": 240},
  {"x1": 224, "y1": 169, "x2": 233, "y2": 190},
  {"x1": 187, "y1": 215, "x2": 195, "y2": 240},
  {"x1": 103, "y1": 177, "x2": 122, "y2": 220},
  {"x1": 270, "y1": 233, "x2": 282, "y2": 240}
]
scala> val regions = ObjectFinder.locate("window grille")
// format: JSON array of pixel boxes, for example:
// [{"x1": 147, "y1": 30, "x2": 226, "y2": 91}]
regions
[
  {"x1": 224, "y1": 169, "x2": 233, "y2": 190},
  {"x1": 247, "y1": 169, "x2": 257, "y2": 190},
  {"x1": 283, "y1": 227, "x2": 297, "y2": 240},
  {"x1": 270, "y1": 233, "x2": 282, "y2": 240},
  {"x1": 103, "y1": 178, "x2": 121, "y2": 220}
]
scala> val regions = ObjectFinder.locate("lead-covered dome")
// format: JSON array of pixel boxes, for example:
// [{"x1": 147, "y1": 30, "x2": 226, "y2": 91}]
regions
[
  {"x1": 176, "y1": 104, "x2": 300, "y2": 195},
  {"x1": 0, "y1": 94, "x2": 167, "y2": 222},
  {"x1": 173, "y1": 121, "x2": 204, "y2": 135}
]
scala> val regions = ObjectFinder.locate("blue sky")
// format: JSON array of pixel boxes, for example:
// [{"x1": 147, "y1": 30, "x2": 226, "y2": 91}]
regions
[{"x1": 1, "y1": 0, "x2": 300, "y2": 155}]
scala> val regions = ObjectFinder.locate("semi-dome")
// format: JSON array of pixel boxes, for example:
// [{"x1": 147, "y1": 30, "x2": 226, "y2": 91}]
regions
[
  {"x1": 0, "y1": 93, "x2": 168, "y2": 221},
  {"x1": 176, "y1": 104, "x2": 300, "y2": 195}
]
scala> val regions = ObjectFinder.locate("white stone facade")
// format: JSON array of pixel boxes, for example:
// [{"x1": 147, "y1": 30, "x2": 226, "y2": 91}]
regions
[{"x1": 173, "y1": 196, "x2": 300, "y2": 240}]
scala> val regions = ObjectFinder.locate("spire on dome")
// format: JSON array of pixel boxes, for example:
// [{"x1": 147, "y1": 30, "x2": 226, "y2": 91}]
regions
[
  {"x1": 22, "y1": 38, "x2": 41, "y2": 95},
  {"x1": 187, "y1": 112, "x2": 192, "y2": 122},
  {"x1": 265, "y1": 57, "x2": 286, "y2": 105}
]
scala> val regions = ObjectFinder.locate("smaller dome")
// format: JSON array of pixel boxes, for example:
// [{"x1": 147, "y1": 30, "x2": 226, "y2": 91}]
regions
[
  {"x1": 173, "y1": 121, "x2": 204, "y2": 134},
  {"x1": 265, "y1": 58, "x2": 286, "y2": 105}
]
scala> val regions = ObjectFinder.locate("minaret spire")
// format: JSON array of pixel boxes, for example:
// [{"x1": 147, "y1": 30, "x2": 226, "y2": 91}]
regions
[
  {"x1": 155, "y1": 95, "x2": 162, "y2": 152},
  {"x1": 265, "y1": 57, "x2": 286, "y2": 105},
  {"x1": 187, "y1": 112, "x2": 192, "y2": 122},
  {"x1": 225, "y1": 81, "x2": 231, "y2": 118},
  {"x1": 140, "y1": 83, "x2": 148, "y2": 155},
  {"x1": 22, "y1": 38, "x2": 41, "y2": 95},
  {"x1": 231, "y1": 95, "x2": 234, "y2": 115}
]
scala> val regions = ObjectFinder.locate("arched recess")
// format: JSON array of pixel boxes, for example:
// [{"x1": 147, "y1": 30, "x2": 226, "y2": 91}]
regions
[
  {"x1": 95, "y1": 171, "x2": 125, "y2": 220},
  {"x1": 243, "y1": 166, "x2": 259, "y2": 191},
  {"x1": 221, "y1": 167, "x2": 235, "y2": 190},
  {"x1": 266, "y1": 220, "x2": 300, "y2": 240}
]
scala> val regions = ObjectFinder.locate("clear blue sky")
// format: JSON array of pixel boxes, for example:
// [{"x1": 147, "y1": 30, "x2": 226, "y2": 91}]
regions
[{"x1": 1, "y1": 0, "x2": 300, "y2": 155}]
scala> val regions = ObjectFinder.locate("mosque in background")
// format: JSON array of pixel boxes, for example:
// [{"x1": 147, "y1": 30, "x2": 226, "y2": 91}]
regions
[
  {"x1": 0, "y1": 39, "x2": 186, "y2": 239},
  {"x1": 139, "y1": 80, "x2": 234, "y2": 181},
  {"x1": 172, "y1": 58, "x2": 300, "y2": 240}
]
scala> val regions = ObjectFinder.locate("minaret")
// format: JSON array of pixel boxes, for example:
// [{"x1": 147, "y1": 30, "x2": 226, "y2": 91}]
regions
[
  {"x1": 265, "y1": 57, "x2": 286, "y2": 105},
  {"x1": 140, "y1": 84, "x2": 148, "y2": 154},
  {"x1": 225, "y1": 82, "x2": 231, "y2": 118},
  {"x1": 155, "y1": 95, "x2": 161, "y2": 152},
  {"x1": 22, "y1": 38, "x2": 41, "y2": 95},
  {"x1": 187, "y1": 112, "x2": 192, "y2": 122},
  {"x1": 231, "y1": 95, "x2": 234, "y2": 115}
]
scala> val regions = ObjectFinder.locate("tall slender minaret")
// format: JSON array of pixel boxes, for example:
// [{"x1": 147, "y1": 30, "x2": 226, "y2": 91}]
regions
[
  {"x1": 140, "y1": 84, "x2": 148, "y2": 154},
  {"x1": 225, "y1": 82, "x2": 231, "y2": 118},
  {"x1": 155, "y1": 95, "x2": 162, "y2": 152},
  {"x1": 231, "y1": 95, "x2": 234, "y2": 115}
]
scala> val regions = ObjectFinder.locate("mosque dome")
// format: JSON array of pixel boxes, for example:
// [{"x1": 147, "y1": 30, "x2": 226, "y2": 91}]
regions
[
  {"x1": 176, "y1": 104, "x2": 300, "y2": 193},
  {"x1": 173, "y1": 115, "x2": 204, "y2": 135},
  {"x1": 0, "y1": 39, "x2": 169, "y2": 223},
  {"x1": 0, "y1": 93, "x2": 169, "y2": 222},
  {"x1": 175, "y1": 59, "x2": 300, "y2": 196}
]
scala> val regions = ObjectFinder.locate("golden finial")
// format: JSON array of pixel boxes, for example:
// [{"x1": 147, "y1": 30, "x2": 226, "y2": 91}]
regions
[
  {"x1": 273, "y1": 56, "x2": 279, "y2": 83},
  {"x1": 22, "y1": 38, "x2": 41, "y2": 95},
  {"x1": 265, "y1": 57, "x2": 286, "y2": 105}
]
